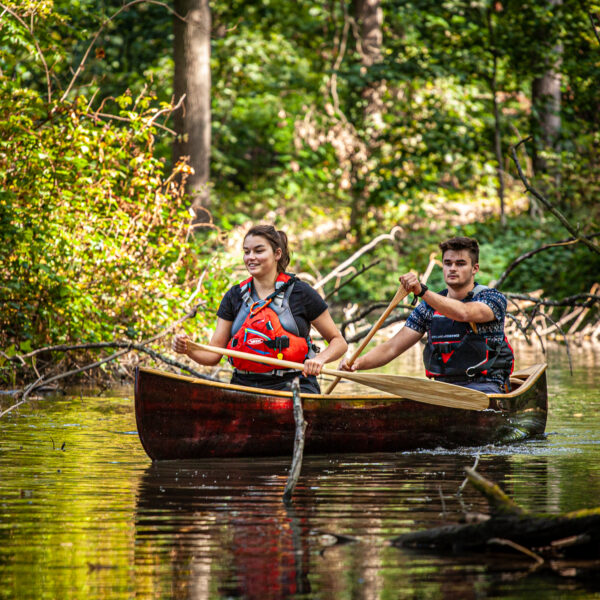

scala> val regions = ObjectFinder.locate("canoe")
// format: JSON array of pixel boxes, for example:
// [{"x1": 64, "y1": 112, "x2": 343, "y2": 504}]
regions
[{"x1": 134, "y1": 363, "x2": 548, "y2": 460}]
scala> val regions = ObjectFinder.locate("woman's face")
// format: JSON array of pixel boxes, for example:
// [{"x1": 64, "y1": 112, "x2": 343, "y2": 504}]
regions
[{"x1": 243, "y1": 235, "x2": 281, "y2": 279}]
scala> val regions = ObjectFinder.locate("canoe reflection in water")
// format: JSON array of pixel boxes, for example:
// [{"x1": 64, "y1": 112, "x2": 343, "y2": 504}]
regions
[{"x1": 135, "y1": 459, "x2": 311, "y2": 598}]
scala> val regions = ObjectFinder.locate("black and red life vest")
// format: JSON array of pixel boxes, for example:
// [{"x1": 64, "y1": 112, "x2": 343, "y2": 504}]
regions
[
  {"x1": 422, "y1": 285, "x2": 514, "y2": 384},
  {"x1": 226, "y1": 272, "x2": 315, "y2": 373}
]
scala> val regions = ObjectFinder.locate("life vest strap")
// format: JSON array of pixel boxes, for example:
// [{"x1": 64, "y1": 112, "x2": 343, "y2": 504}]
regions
[{"x1": 233, "y1": 368, "x2": 302, "y2": 377}]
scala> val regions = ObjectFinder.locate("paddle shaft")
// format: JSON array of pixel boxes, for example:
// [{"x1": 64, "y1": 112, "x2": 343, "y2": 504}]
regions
[
  {"x1": 187, "y1": 341, "x2": 489, "y2": 411},
  {"x1": 189, "y1": 341, "x2": 342, "y2": 378},
  {"x1": 324, "y1": 284, "x2": 409, "y2": 394}
]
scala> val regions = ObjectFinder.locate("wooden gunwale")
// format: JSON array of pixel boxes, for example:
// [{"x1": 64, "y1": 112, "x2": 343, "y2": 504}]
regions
[{"x1": 136, "y1": 364, "x2": 544, "y2": 403}]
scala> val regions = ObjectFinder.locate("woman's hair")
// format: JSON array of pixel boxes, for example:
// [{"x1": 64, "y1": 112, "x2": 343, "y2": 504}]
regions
[{"x1": 244, "y1": 225, "x2": 290, "y2": 272}]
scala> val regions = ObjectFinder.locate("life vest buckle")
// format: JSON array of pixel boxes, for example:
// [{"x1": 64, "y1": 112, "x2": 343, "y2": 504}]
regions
[{"x1": 265, "y1": 335, "x2": 290, "y2": 350}]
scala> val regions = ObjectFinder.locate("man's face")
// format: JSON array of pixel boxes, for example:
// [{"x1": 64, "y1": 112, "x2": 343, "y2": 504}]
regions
[{"x1": 442, "y1": 249, "x2": 479, "y2": 289}]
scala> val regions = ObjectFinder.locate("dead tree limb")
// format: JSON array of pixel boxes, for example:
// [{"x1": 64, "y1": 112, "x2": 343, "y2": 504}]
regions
[
  {"x1": 495, "y1": 233, "x2": 600, "y2": 289},
  {"x1": 510, "y1": 139, "x2": 600, "y2": 256},
  {"x1": 1, "y1": 342, "x2": 213, "y2": 418}
]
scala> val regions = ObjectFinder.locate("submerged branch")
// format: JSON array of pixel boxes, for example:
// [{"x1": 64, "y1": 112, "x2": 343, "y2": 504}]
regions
[{"x1": 393, "y1": 467, "x2": 600, "y2": 562}]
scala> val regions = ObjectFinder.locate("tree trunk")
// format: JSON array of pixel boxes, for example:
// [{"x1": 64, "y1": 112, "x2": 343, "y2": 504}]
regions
[
  {"x1": 350, "y1": 0, "x2": 382, "y2": 234},
  {"x1": 531, "y1": 0, "x2": 562, "y2": 178},
  {"x1": 173, "y1": 0, "x2": 211, "y2": 221},
  {"x1": 487, "y1": 9, "x2": 506, "y2": 228}
]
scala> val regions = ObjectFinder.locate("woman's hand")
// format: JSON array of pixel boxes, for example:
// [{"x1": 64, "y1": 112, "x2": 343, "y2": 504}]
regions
[
  {"x1": 172, "y1": 333, "x2": 190, "y2": 356},
  {"x1": 302, "y1": 356, "x2": 326, "y2": 377}
]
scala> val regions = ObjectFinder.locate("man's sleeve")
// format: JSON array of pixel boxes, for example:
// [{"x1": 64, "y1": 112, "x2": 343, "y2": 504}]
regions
[
  {"x1": 405, "y1": 301, "x2": 431, "y2": 334},
  {"x1": 476, "y1": 289, "x2": 507, "y2": 322}
]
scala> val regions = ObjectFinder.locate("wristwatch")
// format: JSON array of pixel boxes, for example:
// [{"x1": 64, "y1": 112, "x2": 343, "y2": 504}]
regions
[{"x1": 415, "y1": 283, "x2": 429, "y2": 297}]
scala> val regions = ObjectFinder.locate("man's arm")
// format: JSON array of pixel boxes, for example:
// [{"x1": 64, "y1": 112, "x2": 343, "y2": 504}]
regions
[
  {"x1": 400, "y1": 273, "x2": 495, "y2": 323},
  {"x1": 340, "y1": 326, "x2": 423, "y2": 371}
]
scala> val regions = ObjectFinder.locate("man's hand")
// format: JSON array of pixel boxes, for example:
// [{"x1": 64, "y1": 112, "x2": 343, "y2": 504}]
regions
[
  {"x1": 338, "y1": 356, "x2": 362, "y2": 372},
  {"x1": 399, "y1": 272, "x2": 423, "y2": 296}
]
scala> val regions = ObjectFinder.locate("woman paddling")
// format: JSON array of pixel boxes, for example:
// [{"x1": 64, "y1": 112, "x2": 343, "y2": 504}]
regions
[{"x1": 172, "y1": 224, "x2": 348, "y2": 393}]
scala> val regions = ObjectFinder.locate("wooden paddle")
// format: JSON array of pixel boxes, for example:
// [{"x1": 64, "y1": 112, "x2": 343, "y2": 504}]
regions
[
  {"x1": 324, "y1": 283, "x2": 410, "y2": 395},
  {"x1": 187, "y1": 341, "x2": 489, "y2": 411}
]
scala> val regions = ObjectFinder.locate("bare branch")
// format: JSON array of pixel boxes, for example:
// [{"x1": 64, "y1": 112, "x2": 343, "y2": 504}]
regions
[
  {"x1": 495, "y1": 233, "x2": 600, "y2": 289},
  {"x1": 314, "y1": 226, "x2": 403, "y2": 290},
  {"x1": 510, "y1": 139, "x2": 600, "y2": 255}
]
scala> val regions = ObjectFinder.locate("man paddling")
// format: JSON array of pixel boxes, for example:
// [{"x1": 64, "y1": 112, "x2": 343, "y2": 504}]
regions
[{"x1": 340, "y1": 236, "x2": 514, "y2": 393}]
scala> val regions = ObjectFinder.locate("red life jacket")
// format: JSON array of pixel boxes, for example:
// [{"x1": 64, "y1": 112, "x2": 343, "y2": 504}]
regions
[{"x1": 226, "y1": 273, "x2": 314, "y2": 373}]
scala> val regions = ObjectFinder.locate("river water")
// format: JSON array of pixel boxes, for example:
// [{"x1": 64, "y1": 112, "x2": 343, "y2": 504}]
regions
[{"x1": 1, "y1": 342, "x2": 600, "y2": 599}]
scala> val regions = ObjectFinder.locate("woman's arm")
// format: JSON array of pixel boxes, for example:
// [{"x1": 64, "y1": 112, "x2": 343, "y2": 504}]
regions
[
  {"x1": 172, "y1": 318, "x2": 233, "y2": 366},
  {"x1": 302, "y1": 310, "x2": 348, "y2": 376}
]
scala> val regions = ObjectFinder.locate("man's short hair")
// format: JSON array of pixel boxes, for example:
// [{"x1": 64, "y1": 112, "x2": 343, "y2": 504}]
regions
[{"x1": 439, "y1": 237, "x2": 479, "y2": 265}]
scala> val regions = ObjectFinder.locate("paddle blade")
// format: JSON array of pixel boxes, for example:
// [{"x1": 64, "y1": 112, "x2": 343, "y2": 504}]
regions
[{"x1": 330, "y1": 371, "x2": 489, "y2": 411}]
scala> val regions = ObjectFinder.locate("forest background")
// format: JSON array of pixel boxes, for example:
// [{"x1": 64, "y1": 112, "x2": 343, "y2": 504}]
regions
[{"x1": 1, "y1": 0, "x2": 599, "y2": 388}]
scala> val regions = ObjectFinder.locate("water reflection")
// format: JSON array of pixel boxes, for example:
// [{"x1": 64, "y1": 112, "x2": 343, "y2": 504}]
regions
[
  {"x1": 2, "y1": 341, "x2": 600, "y2": 599},
  {"x1": 133, "y1": 454, "x2": 537, "y2": 599}
]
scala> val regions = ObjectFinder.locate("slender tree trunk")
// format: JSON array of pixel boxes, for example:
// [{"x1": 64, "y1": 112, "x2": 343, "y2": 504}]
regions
[
  {"x1": 487, "y1": 9, "x2": 505, "y2": 227},
  {"x1": 173, "y1": 0, "x2": 211, "y2": 221},
  {"x1": 350, "y1": 0, "x2": 382, "y2": 234},
  {"x1": 531, "y1": 0, "x2": 562, "y2": 185}
]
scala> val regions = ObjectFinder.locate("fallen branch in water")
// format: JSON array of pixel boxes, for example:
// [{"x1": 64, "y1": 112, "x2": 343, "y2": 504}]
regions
[
  {"x1": 393, "y1": 467, "x2": 600, "y2": 564},
  {"x1": 283, "y1": 378, "x2": 306, "y2": 504}
]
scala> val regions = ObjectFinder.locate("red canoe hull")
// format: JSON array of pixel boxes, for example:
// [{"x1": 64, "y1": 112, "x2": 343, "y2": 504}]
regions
[{"x1": 134, "y1": 365, "x2": 548, "y2": 460}]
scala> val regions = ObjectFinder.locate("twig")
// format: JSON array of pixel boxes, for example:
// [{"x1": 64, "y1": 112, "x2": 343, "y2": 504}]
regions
[
  {"x1": 505, "y1": 312, "x2": 533, "y2": 345},
  {"x1": 505, "y1": 292, "x2": 600, "y2": 309},
  {"x1": 324, "y1": 259, "x2": 381, "y2": 301},
  {"x1": 60, "y1": 0, "x2": 186, "y2": 103},
  {"x1": 88, "y1": 111, "x2": 177, "y2": 135},
  {"x1": 587, "y1": 8, "x2": 600, "y2": 45},
  {"x1": 0, "y1": 2, "x2": 52, "y2": 101}
]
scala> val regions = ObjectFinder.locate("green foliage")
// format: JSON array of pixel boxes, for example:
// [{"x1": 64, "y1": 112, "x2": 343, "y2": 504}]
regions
[
  {"x1": 1, "y1": 0, "x2": 599, "y2": 384},
  {"x1": 0, "y1": 4, "x2": 231, "y2": 384}
]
